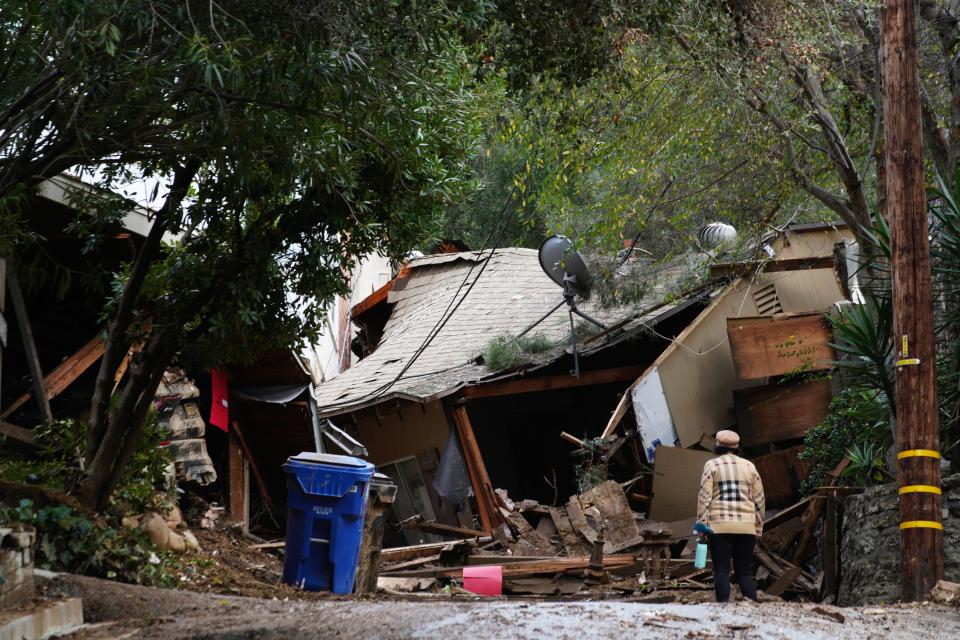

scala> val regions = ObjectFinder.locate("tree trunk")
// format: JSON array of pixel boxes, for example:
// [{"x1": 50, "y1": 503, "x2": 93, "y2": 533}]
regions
[
  {"x1": 78, "y1": 161, "x2": 198, "y2": 511},
  {"x1": 86, "y1": 162, "x2": 198, "y2": 460}
]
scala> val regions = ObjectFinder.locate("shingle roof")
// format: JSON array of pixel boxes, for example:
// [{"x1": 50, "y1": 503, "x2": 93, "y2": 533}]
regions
[{"x1": 312, "y1": 248, "x2": 695, "y2": 417}]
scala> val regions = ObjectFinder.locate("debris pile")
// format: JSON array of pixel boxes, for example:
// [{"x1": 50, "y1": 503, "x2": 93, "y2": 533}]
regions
[{"x1": 376, "y1": 475, "x2": 828, "y2": 601}]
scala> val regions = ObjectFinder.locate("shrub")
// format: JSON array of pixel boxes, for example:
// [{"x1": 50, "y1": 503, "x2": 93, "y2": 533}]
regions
[
  {"x1": 0, "y1": 499, "x2": 181, "y2": 586},
  {"x1": 482, "y1": 332, "x2": 554, "y2": 370},
  {"x1": 799, "y1": 389, "x2": 890, "y2": 494}
]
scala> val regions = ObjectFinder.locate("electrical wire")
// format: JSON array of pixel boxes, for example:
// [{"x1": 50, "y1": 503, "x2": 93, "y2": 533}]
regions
[{"x1": 314, "y1": 173, "x2": 525, "y2": 411}]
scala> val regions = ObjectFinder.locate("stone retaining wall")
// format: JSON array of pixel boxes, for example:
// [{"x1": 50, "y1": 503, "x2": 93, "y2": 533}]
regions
[
  {"x1": 1, "y1": 524, "x2": 36, "y2": 608},
  {"x1": 839, "y1": 473, "x2": 960, "y2": 605}
]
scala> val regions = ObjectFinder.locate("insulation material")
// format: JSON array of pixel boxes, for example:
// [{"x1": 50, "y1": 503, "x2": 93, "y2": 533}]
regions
[
  {"x1": 433, "y1": 430, "x2": 473, "y2": 508},
  {"x1": 156, "y1": 370, "x2": 217, "y2": 485},
  {"x1": 630, "y1": 367, "x2": 679, "y2": 463}
]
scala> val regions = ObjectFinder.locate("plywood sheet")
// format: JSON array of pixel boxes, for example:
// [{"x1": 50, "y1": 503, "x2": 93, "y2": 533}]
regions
[
  {"x1": 734, "y1": 378, "x2": 832, "y2": 447},
  {"x1": 727, "y1": 313, "x2": 835, "y2": 380},
  {"x1": 648, "y1": 446, "x2": 716, "y2": 522},
  {"x1": 630, "y1": 367, "x2": 679, "y2": 462}
]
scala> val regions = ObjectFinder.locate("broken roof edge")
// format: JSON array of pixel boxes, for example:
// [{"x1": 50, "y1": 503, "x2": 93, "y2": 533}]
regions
[
  {"x1": 314, "y1": 288, "x2": 708, "y2": 419},
  {"x1": 312, "y1": 383, "x2": 467, "y2": 419}
]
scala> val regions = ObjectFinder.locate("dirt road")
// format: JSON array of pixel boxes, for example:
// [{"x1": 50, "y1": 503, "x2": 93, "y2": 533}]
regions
[{"x1": 45, "y1": 574, "x2": 959, "y2": 639}]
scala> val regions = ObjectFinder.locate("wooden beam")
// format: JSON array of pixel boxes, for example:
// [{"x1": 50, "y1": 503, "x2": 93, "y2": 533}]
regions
[
  {"x1": 1, "y1": 336, "x2": 105, "y2": 419},
  {"x1": 0, "y1": 419, "x2": 36, "y2": 446},
  {"x1": 231, "y1": 420, "x2": 273, "y2": 506},
  {"x1": 5, "y1": 270, "x2": 52, "y2": 422},
  {"x1": 449, "y1": 402, "x2": 501, "y2": 532},
  {"x1": 0, "y1": 258, "x2": 6, "y2": 409},
  {"x1": 462, "y1": 365, "x2": 646, "y2": 400},
  {"x1": 708, "y1": 256, "x2": 836, "y2": 280}
]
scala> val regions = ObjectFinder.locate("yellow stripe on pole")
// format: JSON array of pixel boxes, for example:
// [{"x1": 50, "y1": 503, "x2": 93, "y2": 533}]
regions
[
  {"x1": 897, "y1": 449, "x2": 941, "y2": 460},
  {"x1": 898, "y1": 485, "x2": 942, "y2": 495},
  {"x1": 900, "y1": 520, "x2": 944, "y2": 531}
]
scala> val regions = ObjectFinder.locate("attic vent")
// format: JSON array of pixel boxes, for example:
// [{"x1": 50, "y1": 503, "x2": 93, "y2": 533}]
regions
[{"x1": 752, "y1": 282, "x2": 783, "y2": 316}]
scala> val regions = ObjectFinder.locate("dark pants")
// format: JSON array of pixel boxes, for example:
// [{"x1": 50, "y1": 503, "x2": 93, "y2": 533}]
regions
[{"x1": 710, "y1": 533, "x2": 757, "y2": 602}]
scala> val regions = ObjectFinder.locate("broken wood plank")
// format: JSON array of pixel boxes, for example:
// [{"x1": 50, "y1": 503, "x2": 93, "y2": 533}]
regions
[
  {"x1": 6, "y1": 270, "x2": 52, "y2": 422},
  {"x1": 548, "y1": 507, "x2": 589, "y2": 556},
  {"x1": 404, "y1": 518, "x2": 488, "y2": 540},
  {"x1": 822, "y1": 496, "x2": 839, "y2": 601},
  {"x1": 765, "y1": 566, "x2": 802, "y2": 597},
  {"x1": 385, "y1": 554, "x2": 640, "y2": 579},
  {"x1": 727, "y1": 312, "x2": 835, "y2": 380},
  {"x1": 379, "y1": 538, "x2": 491, "y2": 564},
  {"x1": 450, "y1": 403, "x2": 500, "y2": 532},
  {"x1": 380, "y1": 554, "x2": 443, "y2": 573},
  {"x1": 793, "y1": 458, "x2": 849, "y2": 562},
  {"x1": 499, "y1": 507, "x2": 555, "y2": 551},
  {"x1": 575, "y1": 480, "x2": 641, "y2": 549},
  {"x1": 565, "y1": 495, "x2": 598, "y2": 545},
  {"x1": 1, "y1": 336, "x2": 106, "y2": 420},
  {"x1": 0, "y1": 419, "x2": 36, "y2": 445},
  {"x1": 560, "y1": 431, "x2": 586, "y2": 447}
]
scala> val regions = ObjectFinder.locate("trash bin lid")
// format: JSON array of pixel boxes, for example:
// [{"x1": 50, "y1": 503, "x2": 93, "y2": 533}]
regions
[{"x1": 288, "y1": 451, "x2": 370, "y2": 468}]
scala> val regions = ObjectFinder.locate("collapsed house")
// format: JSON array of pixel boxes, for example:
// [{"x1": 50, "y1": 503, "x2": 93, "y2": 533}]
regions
[{"x1": 310, "y1": 223, "x2": 857, "y2": 551}]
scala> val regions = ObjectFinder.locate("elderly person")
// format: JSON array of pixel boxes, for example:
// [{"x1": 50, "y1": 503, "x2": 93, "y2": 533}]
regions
[{"x1": 696, "y1": 430, "x2": 765, "y2": 602}]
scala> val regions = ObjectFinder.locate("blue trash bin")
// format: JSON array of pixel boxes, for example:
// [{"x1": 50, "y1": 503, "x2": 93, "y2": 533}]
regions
[{"x1": 281, "y1": 452, "x2": 376, "y2": 593}]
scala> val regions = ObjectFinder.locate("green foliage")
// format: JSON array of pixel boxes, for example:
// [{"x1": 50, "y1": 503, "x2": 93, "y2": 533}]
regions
[
  {"x1": 841, "y1": 441, "x2": 889, "y2": 487},
  {"x1": 481, "y1": 332, "x2": 555, "y2": 371},
  {"x1": 799, "y1": 390, "x2": 889, "y2": 495},
  {"x1": 573, "y1": 436, "x2": 611, "y2": 493},
  {"x1": 0, "y1": 416, "x2": 172, "y2": 513},
  {"x1": 0, "y1": 499, "x2": 181, "y2": 586},
  {"x1": 828, "y1": 295, "x2": 895, "y2": 410}
]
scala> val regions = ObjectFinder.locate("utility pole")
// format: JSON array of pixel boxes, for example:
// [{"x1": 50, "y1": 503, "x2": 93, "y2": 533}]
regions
[{"x1": 879, "y1": 0, "x2": 944, "y2": 601}]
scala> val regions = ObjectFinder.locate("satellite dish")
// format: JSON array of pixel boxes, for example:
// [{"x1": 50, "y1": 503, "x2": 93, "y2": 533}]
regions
[
  {"x1": 515, "y1": 235, "x2": 606, "y2": 378},
  {"x1": 538, "y1": 235, "x2": 593, "y2": 296}
]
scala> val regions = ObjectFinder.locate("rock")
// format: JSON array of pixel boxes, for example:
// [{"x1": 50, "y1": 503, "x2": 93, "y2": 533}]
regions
[
  {"x1": 200, "y1": 506, "x2": 224, "y2": 530},
  {"x1": 121, "y1": 516, "x2": 139, "y2": 529},
  {"x1": 142, "y1": 511, "x2": 187, "y2": 552},
  {"x1": 164, "y1": 505, "x2": 184, "y2": 529},
  {"x1": 182, "y1": 530, "x2": 200, "y2": 552}
]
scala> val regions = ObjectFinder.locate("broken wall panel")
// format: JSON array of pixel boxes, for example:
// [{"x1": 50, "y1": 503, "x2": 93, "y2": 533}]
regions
[
  {"x1": 751, "y1": 446, "x2": 812, "y2": 508},
  {"x1": 727, "y1": 312, "x2": 835, "y2": 380},
  {"x1": 765, "y1": 268, "x2": 845, "y2": 314},
  {"x1": 734, "y1": 378, "x2": 832, "y2": 447},
  {"x1": 630, "y1": 368, "x2": 678, "y2": 461},
  {"x1": 648, "y1": 446, "x2": 715, "y2": 522},
  {"x1": 653, "y1": 283, "x2": 761, "y2": 448}
]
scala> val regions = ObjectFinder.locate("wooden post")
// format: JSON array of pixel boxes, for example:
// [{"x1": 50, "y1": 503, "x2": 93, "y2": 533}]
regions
[
  {"x1": 227, "y1": 428, "x2": 249, "y2": 529},
  {"x1": 5, "y1": 269, "x2": 52, "y2": 422},
  {"x1": 0, "y1": 258, "x2": 6, "y2": 409},
  {"x1": 880, "y1": 0, "x2": 944, "y2": 601},
  {"x1": 448, "y1": 401, "x2": 501, "y2": 533}
]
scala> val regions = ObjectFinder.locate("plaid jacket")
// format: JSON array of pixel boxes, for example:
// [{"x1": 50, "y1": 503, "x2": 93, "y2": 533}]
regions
[{"x1": 696, "y1": 453, "x2": 765, "y2": 536}]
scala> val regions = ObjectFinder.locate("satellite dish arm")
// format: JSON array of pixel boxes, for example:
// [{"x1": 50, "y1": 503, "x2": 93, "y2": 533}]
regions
[{"x1": 516, "y1": 298, "x2": 566, "y2": 339}]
